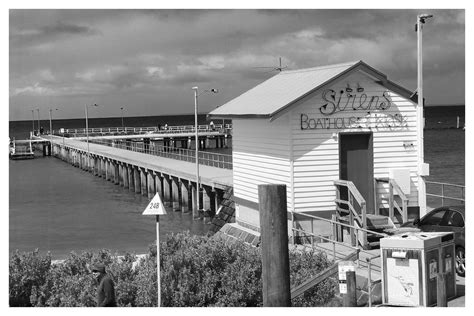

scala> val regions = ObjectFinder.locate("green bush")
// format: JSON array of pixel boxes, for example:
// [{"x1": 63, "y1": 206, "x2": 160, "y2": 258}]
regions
[
  {"x1": 9, "y1": 232, "x2": 338, "y2": 307},
  {"x1": 9, "y1": 249, "x2": 52, "y2": 307}
]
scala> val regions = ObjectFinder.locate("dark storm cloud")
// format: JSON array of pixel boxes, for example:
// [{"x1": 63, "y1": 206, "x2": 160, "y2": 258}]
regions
[
  {"x1": 40, "y1": 21, "x2": 98, "y2": 36},
  {"x1": 8, "y1": 9, "x2": 465, "y2": 120}
]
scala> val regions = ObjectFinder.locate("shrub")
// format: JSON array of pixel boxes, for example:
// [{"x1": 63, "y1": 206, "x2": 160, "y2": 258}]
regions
[
  {"x1": 9, "y1": 232, "x2": 338, "y2": 307},
  {"x1": 9, "y1": 249, "x2": 52, "y2": 307}
]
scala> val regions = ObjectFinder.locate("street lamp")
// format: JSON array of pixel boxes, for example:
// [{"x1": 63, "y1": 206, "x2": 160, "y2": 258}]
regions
[
  {"x1": 49, "y1": 108, "x2": 58, "y2": 135},
  {"x1": 416, "y1": 13, "x2": 433, "y2": 216},
  {"x1": 120, "y1": 107, "x2": 125, "y2": 129},
  {"x1": 31, "y1": 109, "x2": 35, "y2": 137},
  {"x1": 85, "y1": 103, "x2": 99, "y2": 170},
  {"x1": 36, "y1": 108, "x2": 40, "y2": 135},
  {"x1": 192, "y1": 87, "x2": 218, "y2": 218}
]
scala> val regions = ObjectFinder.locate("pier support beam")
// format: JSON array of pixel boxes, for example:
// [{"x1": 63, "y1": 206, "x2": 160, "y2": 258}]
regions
[
  {"x1": 105, "y1": 160, "x2": 110, "y2": 181},
  {"x1": 154, "y1": 172, "x2": 163, "y2": 198},
  {"x1": 162, "y1": 175, "x2": 171, "y2": 207},
  {"x1": 94, "y1": 157, "x2": 100, "y2": 176},
  {"x1": 123, "y1": 163, "x2": 129, "y2": 189},
  {"x1": 98, "y1": 158, "x2": 101, "y2": 177},
  {"x1": 114, "y1": 162, "x2": 120, "y2": 185},
  {"x1": 128, "y1": 165, "x2": 135, "y2": 192},
  {"x1": 180, "y1": 180, "x2": 190, "y2": 213},
  {"x1": 191, "y1": 182, "x2": 198, "y2": 218},
  {"x1": 215, "y1": 188, "x2": 224, "y2": 214},
  {"x1": 147, "y1": 171, "x2": 155, "y2": 199},
  {"x1": 140, "y1": 168, "x2": 147, "y2": 196},
  {"x1": 134, "y1": 167, "x2": 141, "y2": 194},
  {"x1": 102, "y1": 159, "x2": 106, "y2": 178},
  {"x1": 119, "y1": 164, "x2": 124, "y2": 186},
  {"x1": 202, "y1": 185, "x2": 212, "y2": 212},
  {"x1": 171, "y1": 176, "x2": 180, "y2": 211}
]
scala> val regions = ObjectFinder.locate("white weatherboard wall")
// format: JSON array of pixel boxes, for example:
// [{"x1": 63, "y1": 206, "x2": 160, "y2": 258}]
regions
[
  {"x1": 291, "y1": 72, "x2": 419, "y2": 214},
  {"x1": 232, "y1": 116, "x2": 291, "y2": 228}
]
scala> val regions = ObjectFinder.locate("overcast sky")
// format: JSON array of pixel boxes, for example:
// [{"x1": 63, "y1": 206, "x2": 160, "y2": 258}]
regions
[{"x1": 9, "y1": 8, "x2": 465, "y2": 121}]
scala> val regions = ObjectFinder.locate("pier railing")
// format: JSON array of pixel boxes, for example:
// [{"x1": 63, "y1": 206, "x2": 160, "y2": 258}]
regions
[
  {"x1": 91, "y1": 139, "x2": 233, "y2": 169},
  {"x1": 426, "y1": 180, "x2": 465, "y2": 207},
  {"x1": 52, "y1": 124, "x2": 232, "y2": 137}
]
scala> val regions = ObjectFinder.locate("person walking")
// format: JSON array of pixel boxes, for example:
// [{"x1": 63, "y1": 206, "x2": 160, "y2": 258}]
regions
[{"x1": 91, "y1": 263, "x2": 116, "y2": 307}]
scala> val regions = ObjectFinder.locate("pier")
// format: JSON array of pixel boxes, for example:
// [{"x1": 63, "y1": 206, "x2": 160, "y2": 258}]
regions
[{"x1": 39, "y1": 125, "x2": 233, "y2": 221}]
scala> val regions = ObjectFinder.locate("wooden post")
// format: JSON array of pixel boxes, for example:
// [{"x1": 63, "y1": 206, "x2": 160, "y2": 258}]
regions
[
  {"x1": 437, "y1": 272, "x2": 448, "y2": 307},
  {"x1": 123, "y1": 164, "x2": 129, "y2": 188},
  {"x1": 140, "y1": 168, "x2": 147, "y2": 196},
  {"x1": 163, "y1": 175, "x2": 171, "y2": 207},
  {"x1": 181, "y1": 180, "x2": 190, "y2": 213},
  {"x1": 155, "y1": 172, "x2": 163, "y2": 198},
  {"x1": 148, "y1": 172, "x2": 155, "y2": 199},
  {"x1": 258, "y1": 184, "x2": 291, "y2": 307},
  {"x1": 171, "y1": 177, "x2": 180, "y2": 211},
  {"x1": 114, "y1": 162, "x2": 120, "y2": 184},
  {"x1": 134, "y1": 167, "x2": 141, "y2": 194},
  {"x1": 128, "y1": 165, "x2": 135, "y2": 191},
  {"x1": 343, "y1": 270, "x2": 357, "y2": 307}
]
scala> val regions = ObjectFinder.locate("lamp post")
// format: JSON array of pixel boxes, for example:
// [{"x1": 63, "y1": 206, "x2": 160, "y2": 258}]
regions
[
  {"x1": 416, "y1": 13, "x2": 433, "y2": 216},
  {"x1": 192, "y1": 87, "x2": 218, "y2": 218},
  {"x1": 31, "y1": 109, "x2": 35, "y2": 137},
  {"x1": 120, "y1": 107, "x2": 125, "y2": 129},
  {"x1": 36, "y1": 108, "x2": 40, "y2": 134},
  {"x1": 49, "y1": 108, "x2": 58, "y2": 135},
  {"x1": 85, "y1": 103, "x2": 99, "y2": 170}
]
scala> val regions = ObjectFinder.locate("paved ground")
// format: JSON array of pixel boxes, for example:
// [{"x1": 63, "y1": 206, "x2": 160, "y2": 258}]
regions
[{"x1": 448, "y1": 275, "x2": 465, "y2": 307}]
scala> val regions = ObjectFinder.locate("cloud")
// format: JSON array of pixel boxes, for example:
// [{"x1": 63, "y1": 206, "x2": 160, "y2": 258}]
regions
[{"x1": 8, "y1": 9, "x2": 465, "y2": 120}]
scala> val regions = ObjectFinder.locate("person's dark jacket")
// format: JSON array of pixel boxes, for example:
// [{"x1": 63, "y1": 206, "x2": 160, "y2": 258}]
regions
[{"x1": 96, "y1": 274, "x2": 116, "y2": 307}]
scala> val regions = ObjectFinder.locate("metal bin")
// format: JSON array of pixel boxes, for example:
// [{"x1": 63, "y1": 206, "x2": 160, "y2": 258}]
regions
[{"x1": 380, "y1": 232, "x2": 456, "y2": 306}]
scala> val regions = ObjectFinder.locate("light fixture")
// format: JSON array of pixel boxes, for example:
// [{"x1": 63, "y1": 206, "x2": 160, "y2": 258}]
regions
[
  {"x1": 345, "y1": 83, "x2": 352, "y2": 92},
  {"x1": 357, "y1": 83, "x2": 364, "y2": 92}
]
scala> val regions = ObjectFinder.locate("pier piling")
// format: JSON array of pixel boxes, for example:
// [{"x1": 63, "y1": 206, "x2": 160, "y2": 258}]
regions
[
  {"x1": 134, "y1": 167, "x2": 141, "y2": 194},
  {"x1": 258, "y1": 184, "x2": 291, "y2": 307}
]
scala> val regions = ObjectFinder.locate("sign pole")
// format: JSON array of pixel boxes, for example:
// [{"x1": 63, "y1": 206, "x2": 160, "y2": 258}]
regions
[
  {"x1": 156, "y1": 214, "x2": 161, "y2": 307},
  {"x1": 142, "y1": 192, "x2": 166, "y2": 308}
]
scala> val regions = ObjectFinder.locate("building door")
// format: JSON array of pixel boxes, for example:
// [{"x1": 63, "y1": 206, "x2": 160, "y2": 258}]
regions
[{"x1": 339, "y1": 133, "x2": 374, "y2": 213}]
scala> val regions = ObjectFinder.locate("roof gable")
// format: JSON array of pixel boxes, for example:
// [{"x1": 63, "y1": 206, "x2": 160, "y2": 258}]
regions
[{"x1": 208, "y1": 60, "x2": 414, "y2": 120}]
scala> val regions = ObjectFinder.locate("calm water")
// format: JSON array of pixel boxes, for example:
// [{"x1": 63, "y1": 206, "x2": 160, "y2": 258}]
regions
[
  {"x1": 9, "y1": 110, "x2": 465, "y2": 260},
  {"x1": 9, "y1": 156, "x2": 209, "y2": 260}
]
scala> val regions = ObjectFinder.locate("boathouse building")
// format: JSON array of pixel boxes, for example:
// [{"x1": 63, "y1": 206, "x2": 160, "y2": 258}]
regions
[{"x1": 209, "y1": 60, "x2": 429, "y2": 237}]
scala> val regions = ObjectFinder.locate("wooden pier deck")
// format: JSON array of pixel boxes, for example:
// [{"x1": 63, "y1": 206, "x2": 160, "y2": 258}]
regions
[{"x1": 46, "y1": 135, "x2": 233, "y2": 189}]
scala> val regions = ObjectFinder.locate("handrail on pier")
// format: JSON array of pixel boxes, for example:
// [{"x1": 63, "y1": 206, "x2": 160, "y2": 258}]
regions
[
  {"x1": 51, "y1": 123, "x2": 232, "y2": 137},
  {"x1": 90, "y1": 138, "x2": 233, "y2": 170}
]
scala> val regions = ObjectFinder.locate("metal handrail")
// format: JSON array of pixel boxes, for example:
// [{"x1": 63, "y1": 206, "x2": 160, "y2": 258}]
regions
[
  {"x1": 90, "y1": 138, "x2": 233, "y2": 169},
  {"x1": 426, "y1": 180, "x2": 465, "y2": 206},
  {"x1": 389, "y1": 179, "x2": 408, "y2": 223},
  {"x1": 297, "y1": 212, "x2": 388, "y2": 238},
  {"x1": 292, "y1": 212, "x2": 387, "y2": 268},
  {"x1": 334, "y1": 180, "x2": 368, "y2": 248},
  {"x1": 366, "y1": 254, "x2": 381, "y2": 307},
  {"x1": 53, "y1": 124, "x2": 232, "y2": 136}
]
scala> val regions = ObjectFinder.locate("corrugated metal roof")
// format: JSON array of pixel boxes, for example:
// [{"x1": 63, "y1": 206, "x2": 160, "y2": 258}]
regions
[
  {"x1": 209, "y1": 60, "x2": 412, "y2": 119},
  {"x1": 210, "y1": 60, "x2": 361, "y2": 118}
]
